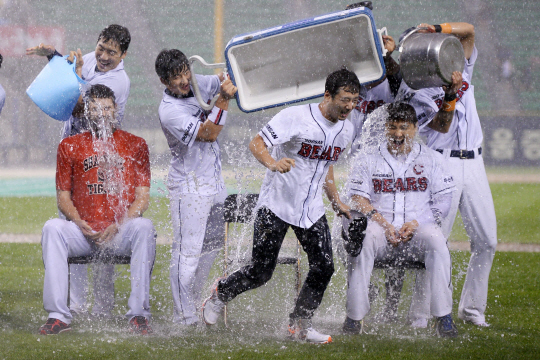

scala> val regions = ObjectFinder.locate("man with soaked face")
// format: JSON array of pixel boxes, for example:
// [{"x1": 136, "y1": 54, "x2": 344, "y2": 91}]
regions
[
  {"x1": 342, "y1": 102, "x2": 458, "y2": 337},
  {"x1": 39, "y1": 84, "x2": 155, "y2": 335},
  {"x1": 203, "y1": 69, "x2": 358, "y2": 344},
  {"x1": 27, "y1": 25, "x2": 131, "y2": 317}
]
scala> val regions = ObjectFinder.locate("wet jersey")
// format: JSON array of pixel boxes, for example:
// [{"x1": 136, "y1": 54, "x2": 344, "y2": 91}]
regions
[
  {"x1": 158, "y1": 74, "x2": 223, "y2": 197},
  {"x1": 63, "y1": 52, "x2": 131, "y2": 137},
  {"x1": 350, "y1": 79, "x2": 394, "y2": 154},
  {"x1": 347, "y1": 141, "x2": 455, "y2": 227},
  {"x1": 258, "y1": 103, "x2": 353, "y2": 229},
  {"x1": 56, "y1": 130, "x2": 150, "y2": 232},
  {"x1": 420, "y1": 47, "x2": 482, "y2": 150},
  {"x1": 0, "y1": 84, "x2": 5, "y2": 115}
]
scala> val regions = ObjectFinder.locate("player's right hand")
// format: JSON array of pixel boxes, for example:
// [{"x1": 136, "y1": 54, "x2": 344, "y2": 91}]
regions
[
  {"x1": 383, "y1": 223, "x2": 400, "y2": 247},
  {"x1": 382, "y1": 35, "x2": 395, "y2": 54},
  {"x1": 220, "y1": 79, "x2": 238, "y2": 100},
  {"x1": 25, "y1": 43, "x2": 56, "y2": 57},
  {"x1": 67, "y1": 49, "x2": 84, "y2": 77},
  {"x1": 74, "y1": 219, "x2": 101, "y2": 241},
  {"x1": 272, "y1": 158, "x2": 295, "y2": 173},
  {"x1": 443, "y1": 71, "x2": 462, "y2": 95}
]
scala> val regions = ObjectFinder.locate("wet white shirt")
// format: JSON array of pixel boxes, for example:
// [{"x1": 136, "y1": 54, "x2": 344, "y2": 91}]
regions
[
  {"x1": 159, "y1": 74, "x2": 223, "y2": 197},
  {"x1": 347, "y1": 141, "x2": 455, "y2": 227},
  {"x1": 258, "y1": 103, "x2": 353, "y2": 229},
  {"x1": 0, "y1": 84, "x2": 5, "y2": 115},
  {"x1": 63, "y1": 51, "x2": 130, "y2": 137}
]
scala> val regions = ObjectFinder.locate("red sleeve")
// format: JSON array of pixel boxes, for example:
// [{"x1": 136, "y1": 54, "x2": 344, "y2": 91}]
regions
[
  {"x1": 134, "y1": 139, "x2": 151, "y2": 188},
  {"x1": 56, "y1": 140, "x2": 73, "y2": 191}
]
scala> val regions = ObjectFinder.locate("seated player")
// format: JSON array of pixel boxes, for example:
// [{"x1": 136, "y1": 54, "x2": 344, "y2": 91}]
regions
[
  {"x1": 39, "y1": 84, "x2": 156, "y2": 335},
  {"x1": 343, "y1": 102, "x2": 458, "y2": 337},
  {"x1": 202, "y1": 69, "x2": 359, "y2": 344}
]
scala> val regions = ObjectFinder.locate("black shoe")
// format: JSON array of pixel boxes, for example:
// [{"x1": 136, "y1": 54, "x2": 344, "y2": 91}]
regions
[
  {"x1": 342, "y1": 317, "x2": 363, "y2": 335},
  {"x1": 435, "y1": 314, "x2": 458, "y2": 338}
]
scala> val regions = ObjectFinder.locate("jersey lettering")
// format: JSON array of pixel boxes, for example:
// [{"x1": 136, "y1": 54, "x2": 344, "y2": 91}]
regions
[
  {"x1": 181, "y1": 122, "x2": 194, "y2": 142},
  {"x1": 265, "y1": 124, "x2": 278, "y2": 139},
  {"x1": 297, "y1": 143, "x2": 343, "y2": 161},
  {"x1": 372, "y1": 177, "x2": 429, "y2": 193},
  {"x1": 87, "y1": 183, "x2": 106, "y2": 195},
  {"x1": 83, "y1": 155, "x2": 99, "y2": 172},
  {"x1": 355, "y1": 98, "x2": 385, "y2": 114},
  {"x1": 455, "y1": 81, "x2": 470, "y2": 100}
]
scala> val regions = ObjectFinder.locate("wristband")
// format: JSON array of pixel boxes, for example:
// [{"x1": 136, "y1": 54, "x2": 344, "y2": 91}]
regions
[
  {"x1": 433, "y1": 25, "x2": 442, "y2": 33},
  {"x1": 442, "y1": 99, "x2": 456, "y2": 112},
  {"x1": 444, "y1": 92, "x2": 457, "y2": 102},
  {"x1": 365, "y1": 209, "x2": 378, "y2": 219},
  {"x1": 440, "y1": 23, "x2": 452, "y2": 34},
  {"x1": 207, "y1": 107, "x2": 227, "y2": 126}
]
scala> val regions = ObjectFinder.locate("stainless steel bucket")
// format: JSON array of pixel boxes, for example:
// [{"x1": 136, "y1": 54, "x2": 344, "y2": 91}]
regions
[{"x1": 399, "y1": 33, "x2": 464, "y2": 90}]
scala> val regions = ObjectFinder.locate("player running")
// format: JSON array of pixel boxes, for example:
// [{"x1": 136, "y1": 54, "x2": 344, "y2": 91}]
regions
[
  {"x1": 155, "y1": 49, "x2": 237, "y2": 325},
  {"x1": 26, "y1": 25, "x2": 132, "y2": 318},
  {"x1": 398, "y1": 22, "x2": 496, "y2": 328},
  {"x1": 39, "y1": 84, "x2": 156, "y2": 335},
  {"x1": 342, "y1": 102, "x2": 458, "y2": 337},
  {"x1": 202, "y1": 69, "x2": 359, "y2": 344}
]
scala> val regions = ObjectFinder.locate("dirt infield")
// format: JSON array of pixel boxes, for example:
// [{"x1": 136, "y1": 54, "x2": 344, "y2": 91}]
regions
[{"x1": 1, "y1": 233, "x2": 539, "y2": 252}]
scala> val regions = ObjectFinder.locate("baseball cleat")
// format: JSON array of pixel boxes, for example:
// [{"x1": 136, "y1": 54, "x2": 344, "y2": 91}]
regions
[
  {"x1": 129, "y1": 316, "x2": 153, "y2": 335},
  {"x1": 342, "y1": 316, "x2": 363, "y2": 335},
  {"x1": 39, "y1": 318, "x2": 72, "y2": 335},
  {"x1": 435, "y1": 314, "x2": 458, "y2": 338},
  {"x1": 202, "y1": 278, "x2": 226, "y2": 325},
  {"x1": 288, "y1": 318, "x2": 332, "y2": 344}
]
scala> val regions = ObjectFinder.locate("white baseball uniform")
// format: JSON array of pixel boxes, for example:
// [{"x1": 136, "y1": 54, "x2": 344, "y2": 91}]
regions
[
  {"x1": 345, "y1": 141, "x2": 455, "y2": 321},
  {"x1": 411, "y1": 46, "x2": 497, "y2": 325},
  {"x1": 0, "y1": 83, "x2": 5, "y2": 115},
  {"x1": 257, "y1": 103, "x2": 354, "y2": 228},
  {"x1": 62, "y1": 51, "x2": 130, "y2": 138},
  {"x1": 61, "y1": 51, "x2": 131, "y2": 317},
  {"x1": 159, "y1": 74, "x2": 226, "y2": 325}
]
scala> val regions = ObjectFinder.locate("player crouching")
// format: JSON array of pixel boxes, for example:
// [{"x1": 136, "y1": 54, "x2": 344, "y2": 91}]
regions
[
  {"x1": 342, "y1": 102, "x2": 458, "y2": 337},
  {"x1": 39, "y1": 84, "x2": 156, "y2": 335},
  {"x1": 203, "y1": 69, "x2": 360, "y2": 344}
]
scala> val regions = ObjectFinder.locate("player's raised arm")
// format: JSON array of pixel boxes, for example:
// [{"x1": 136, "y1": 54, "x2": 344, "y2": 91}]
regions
[
  {"x1": 26, "y1": 43, "x2": 56, "y2": 57},
  {"x1": 418, "y1": 22, "x2": 475, "y2": 60},
  {"x1": 196, "y1": 78, "x2": 237, "y2": 142},
  {"x1": 426, "y1": 71, "x2": 462, "y2": 133},
  {"x1": 249, "y1": 134, "x2": 295, "y2": 173}
]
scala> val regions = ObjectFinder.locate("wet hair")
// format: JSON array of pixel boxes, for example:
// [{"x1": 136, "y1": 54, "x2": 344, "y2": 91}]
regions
[
  {"x1": 155, "y1": 49, "x2": 189, "y2": 82},
  {"x1": 386, "y1": 102, "x2": 418, "y2": 125},
  {"x1": 0, "y1": 53, "x2": 3, "y2": 69},
  {"x1": 325, "y1": 68, "x2": 361, "y2": 98},
  {"x1": 85, "y1": 84, "x2": 116, "y2": 104},
  {"x1": 98, "y1": 25, "x2": 131, "y2": 54}
]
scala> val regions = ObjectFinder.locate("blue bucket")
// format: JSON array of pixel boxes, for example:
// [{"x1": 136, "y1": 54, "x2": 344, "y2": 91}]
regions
[{"x1": 26, "y1": 55, "x2": 87, "y2": 121}]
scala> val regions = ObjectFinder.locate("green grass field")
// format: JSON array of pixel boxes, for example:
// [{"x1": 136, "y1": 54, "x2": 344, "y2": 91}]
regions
[
  {"x1": 0, "y1": 243, "x2": 538, "y2": 359},
  {"x1": 1, "y1": 183, "x2": 539, "y2": 243}
]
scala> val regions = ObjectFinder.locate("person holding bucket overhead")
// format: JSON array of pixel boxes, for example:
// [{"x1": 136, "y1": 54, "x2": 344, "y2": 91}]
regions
[
  {"x1": 398, "y1": 22, "x2": 497, "y2": 329},
  {"x1": 26, "y1": 25, "x2": 132, "y2": 319}
]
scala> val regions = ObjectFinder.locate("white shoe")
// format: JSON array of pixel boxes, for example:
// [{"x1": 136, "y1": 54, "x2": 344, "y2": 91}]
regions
[
  {"x1": 458, "y1": 313, "x2": 490, "y2": 327},
  {"x1": 202, "y1": 279, "x2": 226, "y2": 325},
  {"x1": 410, "y1": 318, "x2": 428, "y2": 329},
  {"x1": 288, "y1": 319, "x2": 332, "y2": 344}
]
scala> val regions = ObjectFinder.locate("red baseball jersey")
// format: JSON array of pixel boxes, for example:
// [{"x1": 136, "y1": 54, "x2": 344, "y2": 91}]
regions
[{"x1": 56, "y1": 130, "x2": 151, "y2": 231}]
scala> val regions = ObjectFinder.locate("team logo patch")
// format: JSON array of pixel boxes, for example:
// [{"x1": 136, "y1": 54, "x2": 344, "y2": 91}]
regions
[{"x1": 413, "y1": 165, "x2": 424, "y2": 175}]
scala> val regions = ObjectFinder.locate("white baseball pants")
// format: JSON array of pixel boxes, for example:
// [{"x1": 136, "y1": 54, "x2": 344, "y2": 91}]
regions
[
  {"x1": 41, "y1": 217, "x2": 156, "y2": 324},
  {"x1": 346, "y1": 222, "x2": 453, "y2": 321},
  {"x1": 441, "y1": 153, "x2": 497, "y2": 324},
  {"x1": 169, "y1": 189, "x2": 226, "y2": 324}
]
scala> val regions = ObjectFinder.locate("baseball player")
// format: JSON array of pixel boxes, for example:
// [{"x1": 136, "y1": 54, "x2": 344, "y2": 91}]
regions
[
  {"x1": 342, "y1": 102, "x2": 458, "y2": 337},
  {"x1": 202, "y1": 69, "x2": 359, "y2": 344},
  {"x1": 155, "y1": 49, "x2": 237, "y2": 325},
  {"x1": 398, "y1": 22, "x2": 496, "y2": 327},
  {"x1": 26, "y1": 25, "x2": 132, "y2": 317},
  {"x1": 0, "y1": 53, "x2": 5, "y2": 115},
  {"x1": 39, "y1": 84, "x2": 156, "y2": 335}
]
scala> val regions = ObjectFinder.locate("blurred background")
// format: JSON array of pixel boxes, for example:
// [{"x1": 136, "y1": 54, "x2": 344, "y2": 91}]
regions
[{"x1": 0, "y1": 0, "x2": 538, "y2": 177}]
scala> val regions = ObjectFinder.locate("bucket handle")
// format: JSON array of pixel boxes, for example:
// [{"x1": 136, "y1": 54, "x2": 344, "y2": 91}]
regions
[
  {"x1": 397, "y1": 27, "x2": 429, "y2": 53},
  {"x1": 63, "y1": 55, "x2": 87, "y2": 85},
  {"x1": 188, "y1": 55, "x2": 226, "y2": 111},
  {"x1": 376, "y1": 27, "x2": 388, "y2": 57}
]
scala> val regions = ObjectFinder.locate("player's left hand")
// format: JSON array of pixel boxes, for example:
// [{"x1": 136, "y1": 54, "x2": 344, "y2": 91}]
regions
[
  {"x1": 220, "y1": 79, "x2": 237, "y2": 100},
  {"x1": 67, "y1": 48, "x2": 84, "y2": 77},
  {"x1": 398, "y1": 220, "x2": 419, "y2": 243},
  {"x1": 95, "y1": 223, "x2": 119, "y2": 246},
  {"x1": 382, "y1": 35, "x2": 395, "y2": 54},
  {"x1": 333, "y1": 200, "x2": 351, "y2": 219}
]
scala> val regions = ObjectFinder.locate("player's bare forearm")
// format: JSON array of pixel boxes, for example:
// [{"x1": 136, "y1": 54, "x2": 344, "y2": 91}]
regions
[
  {"x1": 249, "y1": 135, "x2": 295, "y2": 173},
  {"x1": 324, "y1": 166, "x2": 350, "y2": 218},
  {"x1": 419, "y1": 22, "x2": 475, "y2": 60},
  {"x1": 124, "y1": 186, "x2": 150, "y2": 221},
  {"x1": 351, "y1": 194, "x2": 389, "y2": 228},
  {"x1": 57, "y1": 189, "x2": 99, "y2": 239},
  {"x1": 428, "y1": 110, "x2": 454, "y2": 133},
  {"x1": 196, "y1": 120, "x2": 223, "y2": 142}
]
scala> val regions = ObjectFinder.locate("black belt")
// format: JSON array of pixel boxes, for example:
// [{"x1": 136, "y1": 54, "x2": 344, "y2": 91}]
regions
[{"x1": 436, "y1": 147, "x2": 482, "y2": 159}]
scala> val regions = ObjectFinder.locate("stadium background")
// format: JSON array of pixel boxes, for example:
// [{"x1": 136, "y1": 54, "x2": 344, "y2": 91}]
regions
[{"x1": 0, "y1": 0, "x2": 538, "y2": 169}]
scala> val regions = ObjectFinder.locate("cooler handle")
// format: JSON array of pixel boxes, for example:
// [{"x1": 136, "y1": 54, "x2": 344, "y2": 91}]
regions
[
  {"x1": 376, "y1": 27, "x2": 388, "y2": 57},
  {"x1": 188, "y1": 55, "x2": 226, "y2": 111}
]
